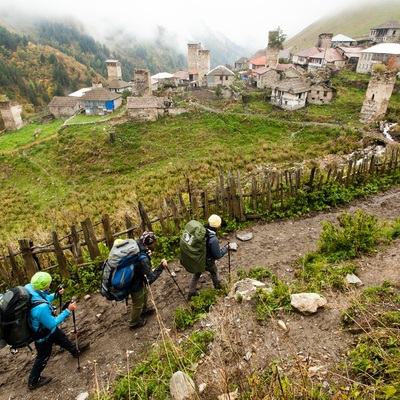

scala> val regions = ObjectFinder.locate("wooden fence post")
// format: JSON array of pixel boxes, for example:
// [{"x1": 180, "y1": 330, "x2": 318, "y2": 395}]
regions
[
  {"x1": 51, "y1": 231, "x2": 70, "y2": 278},
  {"x1": 138, "y1": 201, "x2": 153, "y2": 232},
  {"x1": 70, "y1": 225, "x2": 84, "y2": 265},
  {"x1": 178, "y1": 192, "x2": 189, "y2": 222},
  {"x1": 18, "y1": 239, "x2": 38, "y2": 280},
  {"x1": 170, "y1": 197, "x2": 181, "y2": 234},
  {"x1": 7, "y1": 245, "x2": 25, "y2": 284},
  {"x1": 101, "y1": 214, "x2": 114, "y2": 249},
  {"x1": 124, "y1": 214, "x2": 135, "y2": 239},
  {"x1": 81, "y1": 218, "x2": 101, "y2": 261}
]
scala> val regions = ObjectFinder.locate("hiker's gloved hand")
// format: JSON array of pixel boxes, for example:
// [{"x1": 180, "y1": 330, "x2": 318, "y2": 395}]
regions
[
  {"x1": 67, "y1": 301, "x2": 76, "y2": 312},
  {"x1": 54, "y1": 285, "x2": 64, "y2": 298},
  {"x1": 160, "y1": 259, "x2": 168, "y2": 268}
]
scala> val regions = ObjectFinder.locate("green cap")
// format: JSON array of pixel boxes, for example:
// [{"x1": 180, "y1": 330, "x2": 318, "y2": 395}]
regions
[{"x1": 31, "y1": 271, "x2": 52, "y2": 290}]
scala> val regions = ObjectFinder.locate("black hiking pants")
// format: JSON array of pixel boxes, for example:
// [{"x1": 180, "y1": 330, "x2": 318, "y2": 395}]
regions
[
  {"x1": 188, "y1": 260, "x2": 221, "y2": 295},
  {"x1": 28, "y1": 327, "x2": 76, "y2": 384}
]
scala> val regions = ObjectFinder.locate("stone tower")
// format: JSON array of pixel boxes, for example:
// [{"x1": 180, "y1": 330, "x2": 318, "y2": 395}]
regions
[
  {"x1": 359, "y1": 67, "x2": 397, "y2": 123},
  {"x1": 187, "y1": 42, "x2": 210, "y2": 87},
  {"x1": 265, "y1": 30, "x2": 281, "y2": 69},
  {"x1": 317, "y1": 33, "x2": 333, "y2": 49},
  {"x1": 132, "y1": 69, "x2": 152, "y2": 97},
  {"x1": 0, "y1": 97, "x2": 23, "y2": 131},
  {"x1": 106, "y1": 59, "x2": 122, "y2": 81}
]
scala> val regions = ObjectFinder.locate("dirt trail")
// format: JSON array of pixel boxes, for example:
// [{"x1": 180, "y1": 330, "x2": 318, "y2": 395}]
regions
[{"x1": 1, "y1": 186, "x2": 400, "y2": 400}]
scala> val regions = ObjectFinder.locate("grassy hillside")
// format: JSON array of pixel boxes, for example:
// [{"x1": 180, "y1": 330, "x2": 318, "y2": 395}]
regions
[
  {"x1": 1, "y1": 70, "x2": 400, "y2": 249},
  {"x1": 284, "y1": 0, "x2": 400, "y2": 51}
]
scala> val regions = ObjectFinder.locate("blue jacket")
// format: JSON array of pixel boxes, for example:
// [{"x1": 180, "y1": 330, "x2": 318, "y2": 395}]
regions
[
  {"x1": 206, "y1": 227, "x2": 228, "y2": 264},
  {"x1": 24, "y1": 283, "x2": 71, "y2": 342}
]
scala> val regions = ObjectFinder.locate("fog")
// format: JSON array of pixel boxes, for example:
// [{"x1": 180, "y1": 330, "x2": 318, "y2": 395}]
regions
[{"x1": 0, "y1": 0, "x2": 382, "y2": 52}]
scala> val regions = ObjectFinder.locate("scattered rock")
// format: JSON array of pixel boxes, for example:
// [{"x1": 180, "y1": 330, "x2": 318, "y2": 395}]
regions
[
  {"x1": 236, "y1": 232, "x2": 253, "y2": 241},
  {"x1": 170, "y1": 371, "x2": 196, "y2": 400},
  {"x1": 345, "y1": 273, "x2": 363, "y2": 286},
  {"x1": 290, "y1": 293, "x2": 327, "y2": 314}
]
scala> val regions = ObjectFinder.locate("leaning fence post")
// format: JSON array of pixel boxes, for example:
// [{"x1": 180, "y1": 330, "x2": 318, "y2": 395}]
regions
[
  {"x1": 101, "y1": 214, "x2": 114, "y2": 249},
  {"x1": 18, "y1": 239, "x2": 38, "y2": 280},
  {"x1": 51, "y1": 231, "x2": 70, "y2": 278},
  {"x1": 81, "y1": 218, "x2": 101, "y2": 261}
]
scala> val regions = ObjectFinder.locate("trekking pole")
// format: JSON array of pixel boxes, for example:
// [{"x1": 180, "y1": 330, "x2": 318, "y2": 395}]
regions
[
  {"x1": 228, "y1": 241, "x2": 231, "y2": 275},
  {"x1": 71, "y1": 297, "x2": 81, "y2": 371},
  {"x1": 165, "y1": 265, "x2": 188, "y2": 303}
]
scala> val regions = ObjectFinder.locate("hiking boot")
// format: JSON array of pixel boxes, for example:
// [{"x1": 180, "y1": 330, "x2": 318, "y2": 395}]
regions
[
  {"x1": 129, "y1": 318, "x2": 147, "y2": 330},
  {"x1": 28, "y1": 376, "x2": 52, "y2": 390},
  {"x1": 71, "y1": 342, "x2": 90, "y2": 358},
  {"x1": 187, "y1": 291, "x2": 199, "y2": 301},
  {"x1": 141, "y1": 307, "x2": 155, "y2": 317}
]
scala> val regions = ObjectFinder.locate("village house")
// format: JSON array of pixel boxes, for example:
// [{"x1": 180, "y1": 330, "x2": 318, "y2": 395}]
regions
[
  {"x1": 254, "y1": 67, "x2": 280, "y2": 89},
  {"x1": 307, "y1": 47, "x2": 346, "y2": 70},
  {"x1": 234, "y1": 57, "x2": 249, "y2": 72},
  {"x1": 369, "y1": 20, "x2": 400, "y2": 44},
  {"x1": 331, "y1": 34, "x2": 357, "y2": 48},
  {"x1": 248, "y1": 55, "x2": 266, "y2": 70},
  {"x1": 80, "y1": 87, "x2": 122, "y2": 116},
  {"x1": 356, "y1": 43, "x2": 400, "y2": 74},
  {"x1": 47, "y1": 96, "x2": 82, "y2": 119},
  {"x1": 270, "y1": 78, "x2": 311, "y2": 110},
  {"x1": 307, "y1": 83, "x2": 334, "y2": 105},
  {"x1": 127, "y1": 96, "x2": 168, "y2": 122},
  {"x1": 206, "y1": 65, "x2": 235, "y2": 88}
]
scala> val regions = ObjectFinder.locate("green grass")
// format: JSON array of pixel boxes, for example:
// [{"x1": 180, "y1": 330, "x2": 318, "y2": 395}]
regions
[
  {"x1": 0, "y1": 119, "x2": 63, "y2": 152},
  {"x1": 0, "y1": 70, "x2": 397, "y2": 246}
]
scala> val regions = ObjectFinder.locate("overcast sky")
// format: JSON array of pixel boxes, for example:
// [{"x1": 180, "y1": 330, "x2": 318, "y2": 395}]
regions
[{"x1": 2, "y1": 0, "x2": 376, "y2": 51}]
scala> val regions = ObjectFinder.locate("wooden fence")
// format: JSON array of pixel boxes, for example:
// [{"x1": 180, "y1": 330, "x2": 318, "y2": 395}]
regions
[{"x1": 0, "y1": 147, "x2": 399, "y2": 288}]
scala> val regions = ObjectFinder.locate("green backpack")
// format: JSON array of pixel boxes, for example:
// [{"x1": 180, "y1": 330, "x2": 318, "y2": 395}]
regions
[{"x1": 179, "y1": 220, "x2": 208, "y2": 273}]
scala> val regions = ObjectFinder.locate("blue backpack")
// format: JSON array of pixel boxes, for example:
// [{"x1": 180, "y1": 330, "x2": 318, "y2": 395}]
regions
[{"x1": 101, "y1": 239, "x2": 147, "y2": 301}]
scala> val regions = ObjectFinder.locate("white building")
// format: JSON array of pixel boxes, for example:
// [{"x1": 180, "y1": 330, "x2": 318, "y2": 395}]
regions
[{"x1": 356, "y1": 43, "x2": 400, "y2": 74}]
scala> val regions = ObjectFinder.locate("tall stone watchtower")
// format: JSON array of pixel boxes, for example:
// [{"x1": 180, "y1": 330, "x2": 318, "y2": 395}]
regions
[
  {"x1": 359, "y1": 66, "x2": 397, "y2": 123},
  {"x1": 106, "y1": 59, "x2": 122, "y2": 81},
  {"x1": 317, "y1": 33, "x2": 333, "y2": 49},
  {"x1": 0, "y1": 97, "x2": 23, "y2": 131},
  {"x1": 187, "y1": 42, "x2": 210, "y2": 87},
  {"x1": 265, "y1": 30, "x2": 281, "y2": 69},
  {"x1": 132, "y1": 69, "x2": 152, "y2": 97}
]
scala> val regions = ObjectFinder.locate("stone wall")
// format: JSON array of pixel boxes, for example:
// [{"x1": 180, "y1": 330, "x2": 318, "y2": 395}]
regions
[{"x1": 132, "y1": 69, "x2": 151, "y2": 96}]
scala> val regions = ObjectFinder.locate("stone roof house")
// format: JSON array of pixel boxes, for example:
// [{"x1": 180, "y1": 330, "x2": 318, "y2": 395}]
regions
[
  {"x1": 47, "y1": 96, "x2": 82, "y2": 119},
  {"x1": 206, "y1": 65, "x2": 235, "y2": 88},
  {"x1": 356, "y1": 43, "x2": 400, "y2": 74},
  {"x1": 106, "y1": 78, "x2": 131, "y2": 94},
  {"x1": 80, "y1": 87, "x2": 122, "y2": 116},
  {"x1": 270, "y1": 78, "x2": 311, "y2": 110},
  {"x1": 254, "y1": 67, "x2": 280, "y2": 89},
  {"x1": 127, "y1": 96, "x2": 168, "y2": 122},
  {"x1": 234, "y1": 57, "x2": 249, "y2": 71},
  {"x1": 369, "y1": 21, "x2": 400, "y2": 44}
]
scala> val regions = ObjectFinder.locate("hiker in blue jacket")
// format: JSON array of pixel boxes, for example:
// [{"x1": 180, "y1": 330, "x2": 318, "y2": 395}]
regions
[
  {"x1": 126, "y1": 232, "x2": 167, "y2": 330},
  {"x1": 25, "y1": 271, "x2": 90, "y2": 390},
  {"x1": 187, "y1": 214, "x2": 232, "y2": 300}
]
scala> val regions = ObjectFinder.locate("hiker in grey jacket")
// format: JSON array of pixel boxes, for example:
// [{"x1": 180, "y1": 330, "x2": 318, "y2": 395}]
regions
[
  {"x1": 127, "y1": 232, "x2": 167, "y2": 330},
  {"x1": 187, "y1": 214, "x2": 232, "y2": 299}
]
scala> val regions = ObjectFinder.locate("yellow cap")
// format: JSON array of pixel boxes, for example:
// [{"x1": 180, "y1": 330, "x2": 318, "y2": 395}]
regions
[{"x1": 208, "y1": 214, "x2": 222, "y2": 229}]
